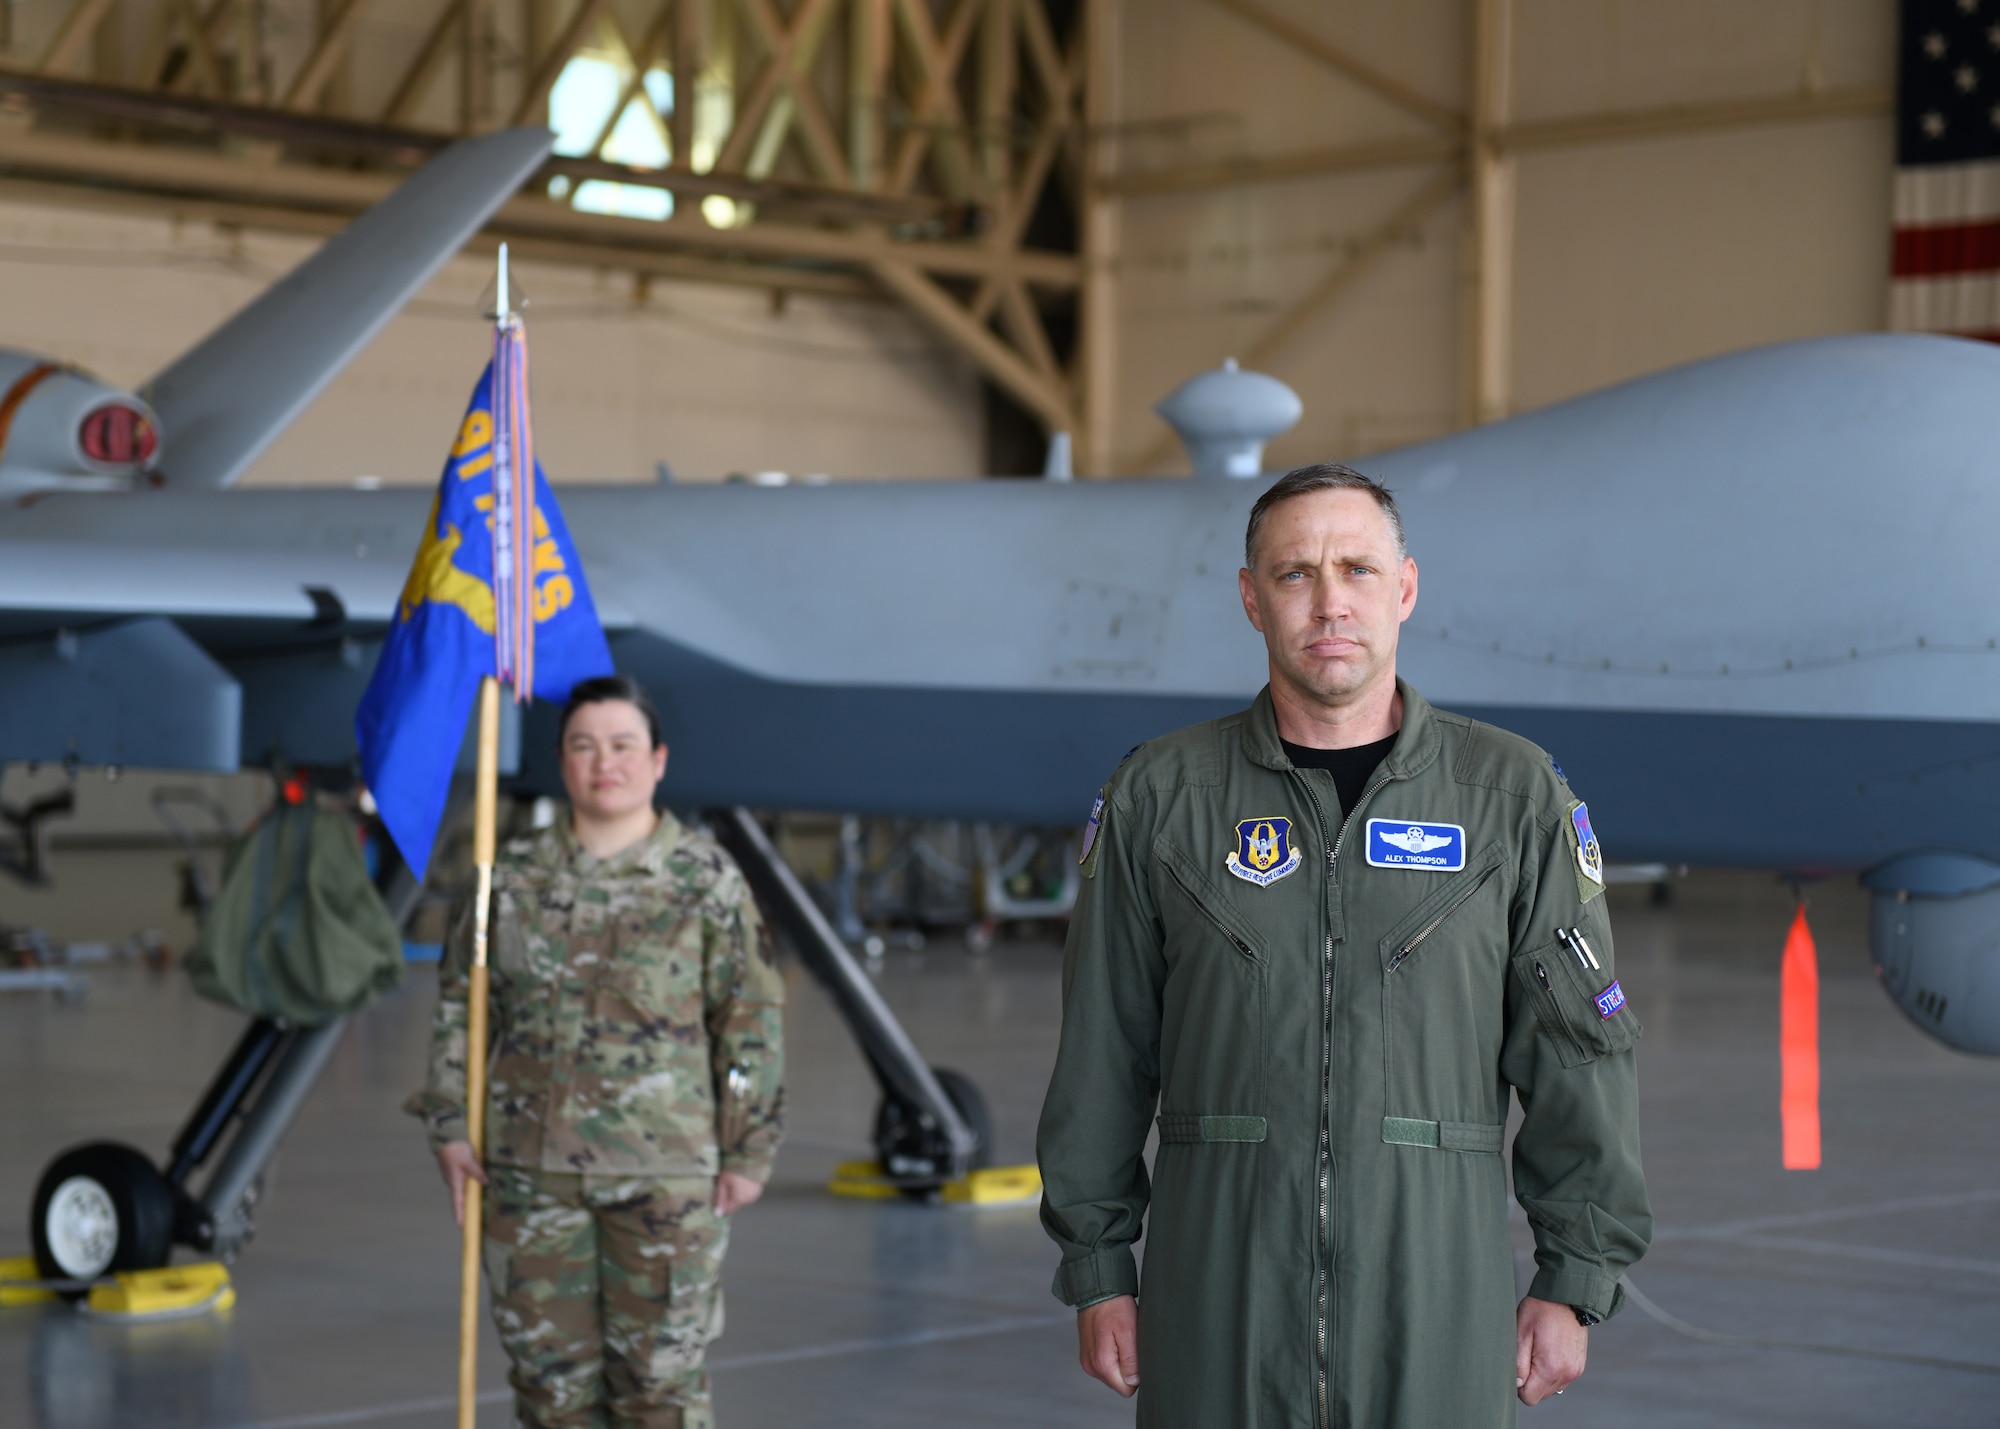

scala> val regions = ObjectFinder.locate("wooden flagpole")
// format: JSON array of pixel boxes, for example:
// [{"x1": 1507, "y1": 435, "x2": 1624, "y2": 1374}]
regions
[
  {"x1": 458, "y1": 674, "x2": 501, "y2": 1429},
  {"x1": 459, "y1": 244, "x2": 520, "y2": 1428}
]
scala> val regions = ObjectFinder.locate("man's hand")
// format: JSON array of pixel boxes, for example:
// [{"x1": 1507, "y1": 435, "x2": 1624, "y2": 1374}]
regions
[
  {"x1": 1516, "y1": 1295, "x2": 1587, "y2": 1405},
  {"x1": 1077, "y1": 1294, "x2": 1140, "y2": 1397},
  {"x1": 434, "y1": 1141, "x2": 487, "y2": 1228},
  {"x1": 714, "y1": 1170, "x2": 765, "y2": 1216}
]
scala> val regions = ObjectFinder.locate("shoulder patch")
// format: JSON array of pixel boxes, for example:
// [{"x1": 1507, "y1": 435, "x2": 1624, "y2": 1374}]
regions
[
  {"x1": 1078, "y1": 789, "x2": 1107, "y2": 876},
  {"x1": 1567, "y1": 800, "x2": 1604, "y2": 902}
]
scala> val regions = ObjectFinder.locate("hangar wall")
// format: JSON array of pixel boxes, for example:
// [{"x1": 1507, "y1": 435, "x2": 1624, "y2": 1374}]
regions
[
  {"x1": 1099, "y1": 0, "x2": 1897, "y2": 475},
  {"x1": 0, "y1": 196, "x2": 983, "y2": 484}
]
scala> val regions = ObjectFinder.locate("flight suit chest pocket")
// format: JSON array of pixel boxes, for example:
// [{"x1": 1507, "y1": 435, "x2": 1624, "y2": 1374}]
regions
[
  {"x1": 1512, "y1": 937, "x2": 1641, "y2": 1068},
  {"x1": 1377, "y1": 844, "x2": 1508, "y2": 975},
  {"x1": 1154, "y1": 836, "x2": 1265, "y2": 965}
]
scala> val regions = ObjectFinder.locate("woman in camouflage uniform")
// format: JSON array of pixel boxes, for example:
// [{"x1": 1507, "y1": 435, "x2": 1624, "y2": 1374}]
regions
[{"x1": 411, "y1": 675, "x2": 786, "y2": 1429}]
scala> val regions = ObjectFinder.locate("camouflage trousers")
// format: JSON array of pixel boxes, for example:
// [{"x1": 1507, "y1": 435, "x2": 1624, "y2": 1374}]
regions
[{"x1": 483, "y1": 1168, "x2": 728, "y2": 1429}]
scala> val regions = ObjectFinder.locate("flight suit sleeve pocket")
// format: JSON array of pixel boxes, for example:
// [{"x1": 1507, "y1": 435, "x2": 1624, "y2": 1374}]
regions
[{"x1": 1511, "y1": 940, "x2": 1641, "y2": 1069}]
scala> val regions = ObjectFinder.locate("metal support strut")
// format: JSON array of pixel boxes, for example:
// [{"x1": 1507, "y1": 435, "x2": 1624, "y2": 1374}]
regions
[
  {"x1": 708, "y1": 806, "x2": 980, "y2": 1183},
  {"x1": 196, "y1": 1019, "x2": 349, "y2": 1255}
]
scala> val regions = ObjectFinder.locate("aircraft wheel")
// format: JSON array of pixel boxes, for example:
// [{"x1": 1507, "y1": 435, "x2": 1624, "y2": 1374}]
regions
[
  {"x1": 31, "y1": 1142, "x2": 176, "y2": 1285},
  {"x1": 932, "y1": 1068, "x2": 993, "y2": 1174},
  {"x1": 873, "y1": 1067, "x2": 993, "y2": 1197}
]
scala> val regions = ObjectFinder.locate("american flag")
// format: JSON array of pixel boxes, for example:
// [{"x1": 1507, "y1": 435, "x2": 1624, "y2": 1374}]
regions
[{"x1": 1893, "y1": 0, "x2": 2000, "y2": 338}]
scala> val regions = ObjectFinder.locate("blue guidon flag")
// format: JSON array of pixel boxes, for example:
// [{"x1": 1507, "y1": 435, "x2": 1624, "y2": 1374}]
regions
[
  {"x1": 1227, "y1": 816, "x2": 1301, "y2": 886},
  {"x1": 356, "y1": 325, "x2": 614, "y2": 883},
  {"x1": 1366, "y1": 819, "x2": 1467, "y2": 871}
]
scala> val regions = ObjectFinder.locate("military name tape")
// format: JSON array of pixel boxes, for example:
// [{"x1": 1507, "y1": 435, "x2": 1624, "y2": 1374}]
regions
[{"x1": 1365, "y1": 819, "x2": 1467, "y2": 871}]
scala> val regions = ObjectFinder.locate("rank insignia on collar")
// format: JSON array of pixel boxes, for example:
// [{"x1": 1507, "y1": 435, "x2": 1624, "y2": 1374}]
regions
[
  {"x1": 1227, "y1": 817, "x2": 1301, "y2": 887},
  {"x1": 1365, "y1": 819, "x2": 1466, "y2": 870},
  {"x1": 1570, "y1": 801, "x2": 1604, "y2": 886}
]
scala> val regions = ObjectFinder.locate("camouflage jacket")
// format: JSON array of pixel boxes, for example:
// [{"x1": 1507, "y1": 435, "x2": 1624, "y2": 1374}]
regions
[{"x1": 407, "y1": 811, "x2": 786, "y2": 1181}]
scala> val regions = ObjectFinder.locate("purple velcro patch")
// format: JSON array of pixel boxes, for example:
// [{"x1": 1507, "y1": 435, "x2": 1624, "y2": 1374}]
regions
[{"x1": 1595, "y1": 981, "x2": 1626, "y2": 1019}]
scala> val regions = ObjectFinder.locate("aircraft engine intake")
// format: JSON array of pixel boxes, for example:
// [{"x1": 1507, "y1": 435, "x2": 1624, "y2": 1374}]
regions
[
  {"x1": 0, "y1": 348, "x2": 160, "y2": 494},
  {"x1": 1864, "y1": 851, "x2": 2000, "y2": 1056}
]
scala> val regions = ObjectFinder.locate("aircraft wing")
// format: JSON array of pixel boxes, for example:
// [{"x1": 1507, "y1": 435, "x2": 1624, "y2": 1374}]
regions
[
  {"x1": 0, "y1": 535, "x2": 372, "y2": 634},
  {"x1": 0, "y1": 490, "x2": 410, "y2": 771},
  {"x1": 0, "y1": 485, "x2": 646, "y2": 773},
  {"x1": 143, "y1": 127, "x2": 554, "y2": 491}
]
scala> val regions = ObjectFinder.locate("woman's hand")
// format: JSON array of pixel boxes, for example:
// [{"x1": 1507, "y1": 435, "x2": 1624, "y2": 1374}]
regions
[
  {"x1": 434, "y1": 1141, "x2": 488, "y2": 1226},
  {"x1": 714, "y1": 1171, "x2": 765, "y2": 1215}
]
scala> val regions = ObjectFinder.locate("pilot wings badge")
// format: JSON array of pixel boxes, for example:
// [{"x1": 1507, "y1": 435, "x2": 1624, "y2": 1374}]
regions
[
  {"x1": 1365, "y1": 818, "x2": 1466, "y2": 870},
  {"x1": 1227, "y1": 817, "x2": 1301, "y2": 887}
]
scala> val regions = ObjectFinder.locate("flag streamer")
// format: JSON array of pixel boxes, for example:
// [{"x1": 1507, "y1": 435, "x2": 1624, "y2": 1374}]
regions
[{"x1": 490, "y1": 317, "x2": 538, "y2": 700}]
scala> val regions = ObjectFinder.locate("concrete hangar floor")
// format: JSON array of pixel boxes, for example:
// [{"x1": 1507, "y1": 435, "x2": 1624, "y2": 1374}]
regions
[{"x1": 2, "y1": 873, "x2": 1998, "y2": 1429}]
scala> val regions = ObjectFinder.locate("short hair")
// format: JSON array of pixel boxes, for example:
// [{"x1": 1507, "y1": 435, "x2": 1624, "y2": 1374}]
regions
[
  {"x1": 557, "y1": 674, "x2": 662, "y2": 749},
  {"x1": 1244, "y1": 462, "x2": 1407, "y2": 571}
]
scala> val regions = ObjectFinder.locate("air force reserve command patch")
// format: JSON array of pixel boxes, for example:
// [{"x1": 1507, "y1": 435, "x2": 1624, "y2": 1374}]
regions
[
  {"x1": 1365, "y1": 819, "x2": 1466, "y2": 870},
  {"x1": 1568, "y1": 800, "x2": 1604, "y2": 901},
  {"x1": 1227, "y1": 817, "x2": 1301, "y2": 887}
]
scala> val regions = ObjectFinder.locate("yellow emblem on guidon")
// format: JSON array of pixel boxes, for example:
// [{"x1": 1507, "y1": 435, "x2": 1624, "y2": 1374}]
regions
[{"x1": 1227, "y1": 817, "x2": 1301, "y2": 887}]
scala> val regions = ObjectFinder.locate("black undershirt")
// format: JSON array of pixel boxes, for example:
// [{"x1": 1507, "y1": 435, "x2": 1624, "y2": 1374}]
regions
[{"x1": 1281, "y1": 732, "x2": 1399, "y2": 821}]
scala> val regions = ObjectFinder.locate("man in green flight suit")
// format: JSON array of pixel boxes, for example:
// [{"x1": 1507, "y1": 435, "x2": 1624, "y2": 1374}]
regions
[
  {"x1": 409, "y1": 675, "x2": 785, "y2": 1429},
  {"x1": 1038, "y1": 464, "x2": 1650, "y2": 1428}
]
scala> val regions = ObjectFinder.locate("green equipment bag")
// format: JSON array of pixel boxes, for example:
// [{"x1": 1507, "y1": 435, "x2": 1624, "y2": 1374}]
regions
[{"x1": 185, "y1": 802, "x2": 403, "y2": 1025}]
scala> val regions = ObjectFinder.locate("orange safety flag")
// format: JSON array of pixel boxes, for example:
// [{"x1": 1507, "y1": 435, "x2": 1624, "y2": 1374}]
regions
[{"x1": 1779, "y1": 904, "x2": 1821, "y2": 1169}]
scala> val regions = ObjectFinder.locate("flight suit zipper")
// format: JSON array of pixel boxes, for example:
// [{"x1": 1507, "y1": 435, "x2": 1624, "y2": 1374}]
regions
[
  {"x1": 1385, "y1": 865, "x2": 1499, "y2": 974},
  {"x1": 1296, "y1": 761, "x2": 1398, "y2": 1429}
]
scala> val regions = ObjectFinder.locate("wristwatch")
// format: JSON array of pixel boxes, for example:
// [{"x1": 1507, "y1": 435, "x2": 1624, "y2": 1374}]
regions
[{"x1": 1572, "y1": 1306, "x2": 1602, "y2": 1328}]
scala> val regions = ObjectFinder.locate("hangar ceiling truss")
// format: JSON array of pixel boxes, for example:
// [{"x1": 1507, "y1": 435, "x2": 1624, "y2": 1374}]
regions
[{"x1": 0, "y1": 0, "x2": 1092, "y2": 444}]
